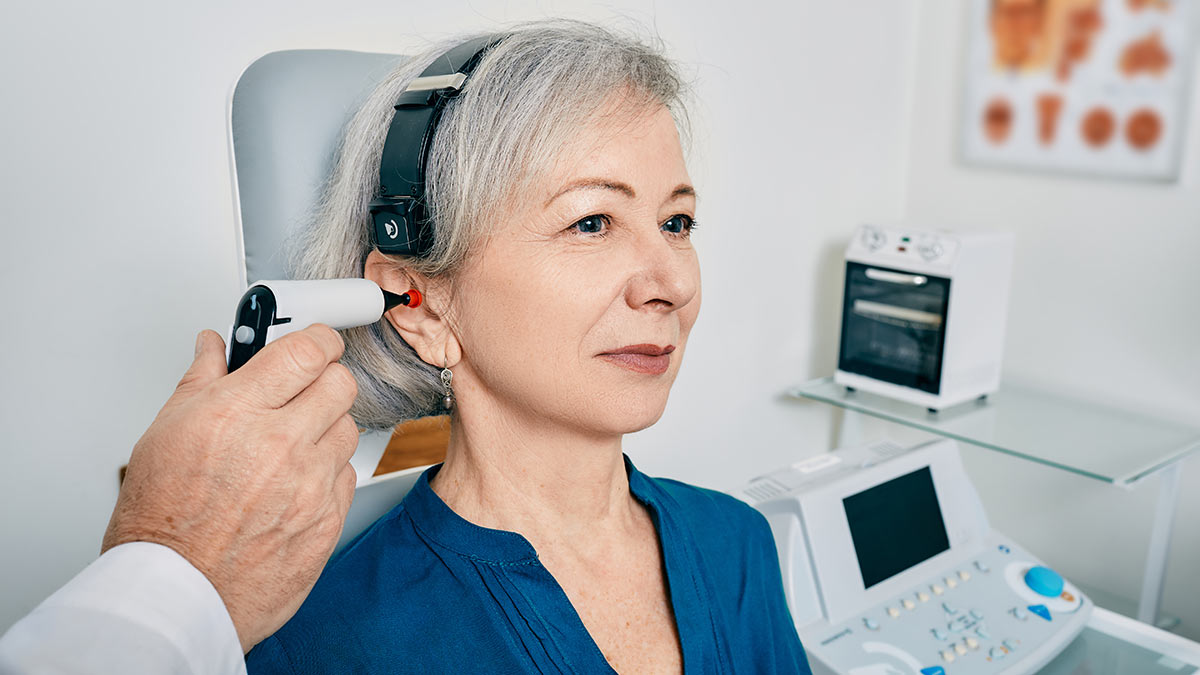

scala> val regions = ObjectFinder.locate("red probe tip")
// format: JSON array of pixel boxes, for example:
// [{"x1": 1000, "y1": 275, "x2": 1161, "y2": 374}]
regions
[{"x1": 404, "y1": 288, "x2": 422, "y2": 308}]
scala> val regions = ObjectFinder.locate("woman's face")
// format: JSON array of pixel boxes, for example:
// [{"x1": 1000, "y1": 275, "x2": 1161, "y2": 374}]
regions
[{"x1": 448, "y1": 101, "x2": 700, "y2": 437}]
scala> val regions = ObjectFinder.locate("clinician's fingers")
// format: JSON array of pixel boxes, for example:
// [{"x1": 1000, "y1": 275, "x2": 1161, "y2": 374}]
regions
[
  {"x1": 175, "y1": 330, "x2": 229, "y2": 396},
  {"x1": 286, "y1": 363, "x2": 358, "y2": 443},
  {"x1": 313, "y1": 413, "x2": 360, "y2": 472},
  {"x1": 225, "y1": 325, "x2": 345, "y2": 409}
]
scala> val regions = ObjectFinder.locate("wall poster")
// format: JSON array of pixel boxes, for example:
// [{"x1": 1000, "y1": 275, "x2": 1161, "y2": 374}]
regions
[{"x1": 963, "y1": 0, "x2": 1194, "y2": 181}]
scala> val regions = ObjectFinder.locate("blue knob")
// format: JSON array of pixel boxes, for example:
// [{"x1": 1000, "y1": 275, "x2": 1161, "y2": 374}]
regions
[{"x1": 1024, "y1": 566, "x2": 1064, "y2": 597}]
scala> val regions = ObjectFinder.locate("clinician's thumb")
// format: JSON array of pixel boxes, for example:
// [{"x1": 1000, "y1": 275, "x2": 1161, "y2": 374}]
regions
[{"x1": 175, "y1": 329, "x2": 229, "y2": 394}]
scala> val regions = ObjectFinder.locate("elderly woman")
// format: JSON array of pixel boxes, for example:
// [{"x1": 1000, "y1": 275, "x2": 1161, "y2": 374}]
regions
[{"x1": 246, "y1": 21, "x2": 809, "y2": 674}]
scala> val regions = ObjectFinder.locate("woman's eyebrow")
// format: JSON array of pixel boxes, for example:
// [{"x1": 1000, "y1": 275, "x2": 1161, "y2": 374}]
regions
[
  {"x1": 670, "y1": 184, "x2": 696, "y2": 200},
  {"x1": 546, "y1": 179, "x2": 635, "y2": 205},
  {"x1": 545, "y1": 179, "x2": 697, "y2": 205}
]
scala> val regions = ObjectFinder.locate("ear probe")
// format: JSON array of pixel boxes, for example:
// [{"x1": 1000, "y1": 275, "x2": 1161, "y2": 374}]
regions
[
  {"x1": 382, "y1": 287, "x2": 422, "y2": 311},
  {"x1": 226, "y1": 279, "x2": 420, "y2": 372}
]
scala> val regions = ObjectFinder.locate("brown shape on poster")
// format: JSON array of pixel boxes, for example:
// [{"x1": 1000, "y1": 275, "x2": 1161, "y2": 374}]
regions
[
  {"x1": 1125, "y1": 108, "x2": 1163, "y2": 150},
  {"x1": 990, "y1": 0, "x2": 1104, "y2": 76},
  {"x1": 1120, "y1": 31, "x2": 1171, "y2": 77},
  {"x1": 991, "y1": 0, "x2": 1049, "y2": 69},
  {"x1": 1081, "y1": 107, "x2": 1115, "y2": 147},
  {"x1": 1036, "y1": 93, "x2": 1064, "y2": 144},
  {"x1": 1056, "y1": 5, "x2": 1103, "y2": 81},
  {"x1": 1126, "y1": 0, "x2": 1170, "y2": 11},
  {"x1": 984, "y1": 97, "x2": 1014, "y2": 144}
]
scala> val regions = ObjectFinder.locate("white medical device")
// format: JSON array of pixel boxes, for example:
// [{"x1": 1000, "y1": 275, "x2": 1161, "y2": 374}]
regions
[
  {"x1": 739, "y1": 438, "x2": 1090, "y2": 675},
  {"x1": 835, "y1": 225, "x2": 1014, "y2": 411},
  {"x1": 225, "y1": 279, "x2": 413, "y2": 372}
]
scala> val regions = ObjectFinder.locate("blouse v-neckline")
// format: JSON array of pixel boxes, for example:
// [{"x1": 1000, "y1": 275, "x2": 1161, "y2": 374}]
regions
[{"x1": 401, "y1": 457, "x2": 729, "y2": 673}]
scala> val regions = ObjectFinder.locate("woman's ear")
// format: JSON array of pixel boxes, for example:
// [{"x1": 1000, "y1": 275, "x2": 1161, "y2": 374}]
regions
[{"x1": 364, "y1": 250, "x2": 461, "y2": 368}]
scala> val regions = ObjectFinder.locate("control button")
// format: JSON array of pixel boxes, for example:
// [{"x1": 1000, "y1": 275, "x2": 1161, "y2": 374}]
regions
[
  {"x1": 861, "y1": 226, "x2": 887, "y2": 251},
  {"x1": 1003, "y1": 639, "x2": 1019, "y2": 652},
  {"x1": 989, "y1": 647, "x2": 1005, "y2": 660},
  {"x1": 919, "y1": 240, "x2": 945, "y2": 262},
  {"x1": 965, "y1": 637, "x2": 980, "y2": 650},
  {"x1": 975, "y1": 626, "x2": 991, "y2": 639},
  {"x1": 902, "y1": 598, "x2": 916, "y2": 610},
  {"x1": 942, "y1": 602, "x2": 958, "y2": 615},
  {"x1": 920, "y1": 668, "x2": 946, "y2": 675},
  {"x1": 931, "y1": 584, "x2": 944, "y2": 596},
  {"x1": 958, "y1": 570, "x2": 971, "y2": 581},
  {"x1": 887, "y1": 607, "x2": 901, "y2": 618},
  {"x1": 1062, "y1": 591, "x2": 1076, "y2": 602},
  {"x1": 970, "y1": 609, "x2": 984, "y2": 620},
  {"x1": 1028, "y1": 604, "x2": 1052, "y2": 622},
  {"x1": 863, "y1": 617, "x2": 880, "y2": 631},
  {"x1": 974, "y1": 560, "x2": 991, "y2": 573},
  {"x1": 234, "y1": 325, "x2": 256, "y2": 345},
  {"x1": 954, "y1": 642, "x2": 967, "y2": 656},
  {"x1": 917, "y1": 591, "x2": 930, "y2": 603},
  {"x1": 931, "y1": 628, "x2": 948, "y2": 641},
  {"x1": 945, "y1": 577, "x2": 958, "y2": 589},
  {"x1": 941, "y1": 650, "x2": 955, "y2": 663},
  {"x1": 1025, "y1": 566, "x2": 1065, "y2": 598},
  {"x1": 1011, "y1": 606, "x2": 1029, "y2": 621}
]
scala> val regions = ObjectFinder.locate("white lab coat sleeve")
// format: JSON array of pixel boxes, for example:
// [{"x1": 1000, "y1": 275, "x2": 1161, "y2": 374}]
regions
[{"x1": 0, "y1": 542, "x2": 247, "y2": 675}]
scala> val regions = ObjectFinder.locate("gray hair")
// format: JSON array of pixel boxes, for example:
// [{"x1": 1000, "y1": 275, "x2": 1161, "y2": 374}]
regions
[{"x1": 289, "y1": 19, "x2": 689, "y2": 430}]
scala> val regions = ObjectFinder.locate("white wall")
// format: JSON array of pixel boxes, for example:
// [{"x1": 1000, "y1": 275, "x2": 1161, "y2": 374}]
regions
[
  {"x1": 901, "y1": 0, "x2": 1200, "y2": 639},
  {"x1": 0, "y1": 0, "x2": 917, "y2": 632}
]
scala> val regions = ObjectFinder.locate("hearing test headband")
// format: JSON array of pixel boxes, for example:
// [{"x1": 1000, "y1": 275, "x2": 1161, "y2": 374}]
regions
[
  {"x1": 226, "y1": 37, "x2": 494, "y2": 372},
  {"x1": 369, "y1": 34, "x2": 500, "y2": 256}
]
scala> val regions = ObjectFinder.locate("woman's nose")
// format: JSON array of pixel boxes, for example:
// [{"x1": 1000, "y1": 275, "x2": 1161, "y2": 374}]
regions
[{"x1": 624, "y1": 226, "x2": 699, "y2": 313}]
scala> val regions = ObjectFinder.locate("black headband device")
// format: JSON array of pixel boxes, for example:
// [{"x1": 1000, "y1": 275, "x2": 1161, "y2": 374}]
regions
[{"x1": 369, "y1": 36, "x2": 499, "y2": 257}]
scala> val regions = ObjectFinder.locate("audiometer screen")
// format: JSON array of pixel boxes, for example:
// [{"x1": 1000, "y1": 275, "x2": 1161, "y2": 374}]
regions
[{"x1": 843, "y1": 466, "x2": 950, "y2": 589}]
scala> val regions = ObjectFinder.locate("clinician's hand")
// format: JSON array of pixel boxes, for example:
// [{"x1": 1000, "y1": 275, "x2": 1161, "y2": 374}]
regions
[{"x1": 100, "y1": 325, "x2": 359, "y2": 652}]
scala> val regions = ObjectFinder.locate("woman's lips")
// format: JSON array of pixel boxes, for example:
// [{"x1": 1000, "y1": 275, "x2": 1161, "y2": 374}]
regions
[{"x1": 598, "y1": 344, "x2": 676, "y2": 375}]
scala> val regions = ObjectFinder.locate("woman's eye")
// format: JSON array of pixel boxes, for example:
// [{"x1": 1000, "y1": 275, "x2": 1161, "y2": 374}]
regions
[
  {"x1": 661, "y1": 214, "x2": 697, "y2": 235},
  {"x1": 570, "y1": 214, "x2": 610, "y2": 235}
]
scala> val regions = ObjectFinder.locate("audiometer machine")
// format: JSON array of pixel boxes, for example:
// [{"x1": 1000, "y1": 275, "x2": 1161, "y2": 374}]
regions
[{"x1": 740, "y1": 439, "x2": 1090, "y2": 675}]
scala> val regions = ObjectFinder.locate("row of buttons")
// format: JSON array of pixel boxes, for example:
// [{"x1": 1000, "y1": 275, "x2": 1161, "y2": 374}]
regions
[
  {"x1": 940, "y1": 635, "x2": 1020, "y2": 664},
  {"x1": 937, "y1": 624, "x2": 1020, "y2": 663},
  {"x1": 882, "y1": 565, "x2": 982, "y2": 619},
  {"x1": 937, "y1": 635, "x2": 981, "y2": 663}
]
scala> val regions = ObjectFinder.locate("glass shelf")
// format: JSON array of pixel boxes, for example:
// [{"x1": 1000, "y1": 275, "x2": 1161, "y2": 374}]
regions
[{"x1": 787, "y1": 377, "x2": 1200, "y2": 487}]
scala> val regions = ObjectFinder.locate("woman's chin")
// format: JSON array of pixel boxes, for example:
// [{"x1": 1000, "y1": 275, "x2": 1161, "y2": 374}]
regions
[{"x1": 578, "y1": 398, "x2": 672, "y2": 438}]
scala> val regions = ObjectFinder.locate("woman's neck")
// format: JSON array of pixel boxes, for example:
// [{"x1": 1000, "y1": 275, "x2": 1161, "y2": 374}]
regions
[{"x1": 429, "y1": 404, "x2": 640, "y2": 549}]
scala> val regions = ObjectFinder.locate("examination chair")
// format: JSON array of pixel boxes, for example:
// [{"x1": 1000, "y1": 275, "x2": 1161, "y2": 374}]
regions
[{"x1": 228, "y1": 49, "x2": 442, "y2": 552}]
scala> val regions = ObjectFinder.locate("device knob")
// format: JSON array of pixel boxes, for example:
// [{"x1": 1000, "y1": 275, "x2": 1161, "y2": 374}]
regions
[
  {"x1": 1024, "y1": 566, "x2": 1064, "y2": 597},
  {"x1": 861, "y1": 226, "x2": 886, "y2": 251},
  {"x1": 918, "y1": 237, "x2": 944, "y2": 261}
]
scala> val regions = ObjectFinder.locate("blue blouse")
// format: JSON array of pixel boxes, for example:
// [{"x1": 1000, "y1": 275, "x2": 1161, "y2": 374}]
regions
[{"x1": 246, "y1": 457, "x2": 811, "y2": 674}]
